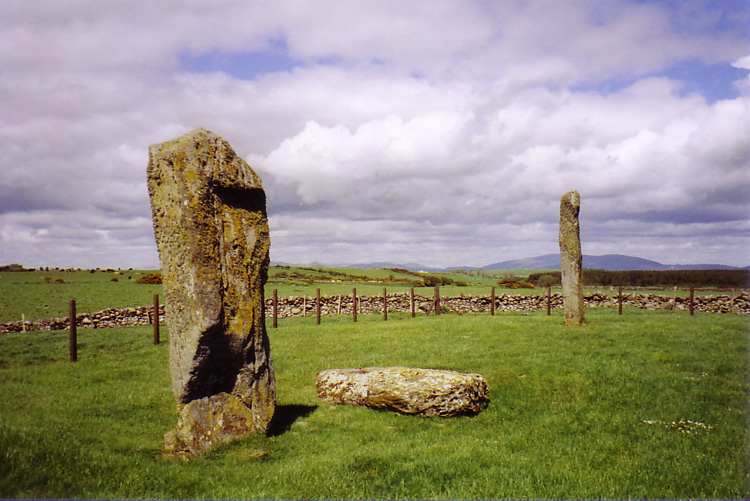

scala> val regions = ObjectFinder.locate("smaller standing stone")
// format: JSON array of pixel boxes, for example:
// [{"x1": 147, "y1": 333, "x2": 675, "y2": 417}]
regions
[
  {"x1": 559, "y1": 190, "x2": 585, "y2": 326},
  {"x1": 315, "y1": 367, "x2": 490, "y2": 417}
]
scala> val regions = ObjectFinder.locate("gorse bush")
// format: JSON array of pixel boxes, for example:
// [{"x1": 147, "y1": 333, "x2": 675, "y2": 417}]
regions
[
  {"x1": 532, "y1": 273, "x2": 559, "y2": 287},
  {"x1": 421, "y1": 275, "x2": 458, "y2": 287},
  {"x1": 497, "y1": 278, "x2": 535, "y2": 289},
  {"x1": 134, "y1": 273, "x2": 162, "y2": 284}
]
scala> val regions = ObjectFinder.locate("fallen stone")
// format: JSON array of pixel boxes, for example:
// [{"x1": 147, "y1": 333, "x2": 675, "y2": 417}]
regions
[
  {"x1": 148, "y1": 128, "x2": 275, "y2": 457},
  {"x1": 315, "y1": 367, "x2": 490, "y2": 417}
]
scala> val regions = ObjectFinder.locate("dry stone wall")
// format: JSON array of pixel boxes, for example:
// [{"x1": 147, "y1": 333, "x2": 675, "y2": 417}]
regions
[
  {"x1": 267, "y1": 291, "x2": 750, "y2": 317},
  {"x1": 1, "y1": 291, "x2": 747, "y2": 334},
  {"x1": 1, "y1": 306, "x2": 165, "y2": 333}
]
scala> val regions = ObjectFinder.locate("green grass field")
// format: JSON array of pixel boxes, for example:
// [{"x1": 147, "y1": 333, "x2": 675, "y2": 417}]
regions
[
  {"x1": 0, "y1": 309, "x2": 748, "y2": 499},
  {"x1": 0, "y1": 267, "x2": 527, "y2": 323},
  {"x1": 0, "y1": 268, "x2": 729, "y2": 324},
  {"x1": 0, "y1": 269, "x2": 163, "y2": 323}
]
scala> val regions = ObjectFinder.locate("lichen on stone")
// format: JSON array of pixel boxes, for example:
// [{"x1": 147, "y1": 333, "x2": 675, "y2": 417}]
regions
[{"x1": 148, "y1": 128, "x2": 275, "y2": 457}]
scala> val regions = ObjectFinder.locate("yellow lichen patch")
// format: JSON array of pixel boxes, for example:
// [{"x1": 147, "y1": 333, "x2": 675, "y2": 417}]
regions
[{"x1": 164, "y1": 392, "x2": 262, "y2": 458}]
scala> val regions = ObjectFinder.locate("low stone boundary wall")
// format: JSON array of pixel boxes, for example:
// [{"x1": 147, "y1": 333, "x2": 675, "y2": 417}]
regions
[
  {"x1": 1, "y1": 291, "x2": 747, "y2": 334},
  {"x1": 270, "y1": 291, "x2": 750, "y2": 317},
  {"x1": 1, "y1": 306, "x2": 166, "y2": 334}
]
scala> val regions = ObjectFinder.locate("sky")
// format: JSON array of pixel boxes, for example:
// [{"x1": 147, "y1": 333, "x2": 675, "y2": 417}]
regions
[{"x1": 1, "y1": 0, "x2": 748, "y2": 270}]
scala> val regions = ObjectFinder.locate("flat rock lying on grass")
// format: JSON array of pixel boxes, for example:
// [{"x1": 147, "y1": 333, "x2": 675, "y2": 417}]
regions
[{"x1": 315, "y1": 367, "x2": 490, "y2": 417}]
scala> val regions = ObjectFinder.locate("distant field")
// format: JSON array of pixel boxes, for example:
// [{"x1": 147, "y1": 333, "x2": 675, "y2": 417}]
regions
[
  {"x1": 1, "y1": 267, "x2": 511, "y2": 322},
  {"x1": 0, "y1": 269, "x2": 163, "y2": 323},
  {"x1": 0, "y1": 267, "x2": 744, "y2": 323},
  {"x1": 0, "y1": 310, "x2": 747, "y2": 499}
]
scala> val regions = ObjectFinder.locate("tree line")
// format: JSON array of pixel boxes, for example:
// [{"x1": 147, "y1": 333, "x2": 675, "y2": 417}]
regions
[{"x1": 528, "y1": 269, "x2": 749, "y2": 288}]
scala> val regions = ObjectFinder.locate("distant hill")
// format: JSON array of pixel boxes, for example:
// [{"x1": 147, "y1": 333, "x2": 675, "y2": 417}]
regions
[
  {"x1": 340, "y1": 261, "x2": 442, "y2": 272},
  {"x1": 271, "y1": 261, "x2": 443, "y2": 272},
  {"x1": 482, "y1": 254, "x2": 744, "y2": 271},
  {"x1": 272, "y1": 254, "x2": 744, "y2": 273},
  {"x1": 482, "y1": 254, "x2": 562, "y2": 270}
]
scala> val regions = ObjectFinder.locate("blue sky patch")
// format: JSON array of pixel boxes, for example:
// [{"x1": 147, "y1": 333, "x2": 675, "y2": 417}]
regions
[
  {"x1": 179, "y1": 41, "x2": 303, "y2": 80},
  {"x1": 658, "y1": 59, "x2": 747, "y2": 101},
  {"x1": 573, "y1": 59, "x2": 747, "y2": 102}
]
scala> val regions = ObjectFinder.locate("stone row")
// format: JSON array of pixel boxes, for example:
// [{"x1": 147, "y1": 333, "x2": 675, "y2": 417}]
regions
[{"x1": 1, "y1": 291, "x2": 747, "y2": 334}]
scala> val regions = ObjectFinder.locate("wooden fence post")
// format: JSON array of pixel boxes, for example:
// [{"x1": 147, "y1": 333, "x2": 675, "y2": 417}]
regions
[
  {"x1": 618, "y1": 286, "x2": 623, "y2": 315},
  {"x1": 153, "y1": 294, "x2": 160, "y2": 345},
  {"x1": 434, "y1": 285, "x2": 441, "y2": 316},
  {"x1": 547, "y1": 286, "x2": 551, "y2": 316},
  {"x1": 689, "y1": 286, "x2": 694, "y2": 316},
  {"x1": 410, "y1": 288, "x2": 415, "y2": 318},
  {"x1": 69, "y1": 299, "x2": 77, "y2": 362},
  {"x1": 383, "y1": 287, "x2": 388, "y2": 321},
  {"x1": 423, "y1": 298, "x2": 436, "y2": 316},
  {"x1": 316, "y1": 288, "x2": 321, "y2": 325},
  {"x1": 272, "y1": 289, "x2": 278, "y2": 328},
  {"x1": 490, "y1": 287, "x2": 495, "y2": 316},
  {"x1": 352, "y1": 288, "x2": 357, "y2": 322}
]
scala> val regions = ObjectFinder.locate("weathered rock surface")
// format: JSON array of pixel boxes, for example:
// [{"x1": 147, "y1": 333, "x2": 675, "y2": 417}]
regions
[
  {"x1": 559, "y1": 190, "x2": 585, "y2": 326},
  {"x1": 163, "y1": 392, "x2": 263, "y2": 457},
  {"x1": 315, "y1": 367, "x2": 490, "y2": 417},
  {"x1": 147, "y1": 128, "x2": 274, "y2": 456}
]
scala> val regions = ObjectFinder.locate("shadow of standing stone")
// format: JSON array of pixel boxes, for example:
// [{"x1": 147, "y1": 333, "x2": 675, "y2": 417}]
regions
[
  {"x1": 267, "y1": 404, "x2": 319, "y2": 437},
  {"x1": 147, "y1": 128, "x2": 275, "y2": 457}
]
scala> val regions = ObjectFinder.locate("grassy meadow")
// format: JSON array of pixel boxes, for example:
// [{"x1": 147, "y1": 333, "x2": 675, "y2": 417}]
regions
[
  {"x1": 0, "y1": 269, "x2": 164, "y2": 323},
  {"x1": 0, "y1": 267, "x2": 516, "y2": 323},
  {"x1": 0, "y1": 266, "x2": 717, "y2": 324},
  {"x1": 0, "y1": 306, "x2": 748, "y2": 499}
]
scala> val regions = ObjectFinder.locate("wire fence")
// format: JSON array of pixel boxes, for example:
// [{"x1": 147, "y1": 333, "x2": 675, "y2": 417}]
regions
[{"x1": 2, "y1": 286, "x2": 747, "y2": 362}]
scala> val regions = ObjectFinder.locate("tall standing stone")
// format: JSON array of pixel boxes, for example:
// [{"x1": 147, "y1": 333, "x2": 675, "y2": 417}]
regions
[
  {"x1": 559, "y1": 190, "x2": 585, "y2": 326},
  {"x1": 147, "y1": 128, "x2": 275, "y2": 456}
]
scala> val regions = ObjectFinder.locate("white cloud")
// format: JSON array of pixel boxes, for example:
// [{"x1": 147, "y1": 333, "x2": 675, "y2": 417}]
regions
[
  {"x1": 254, "y1": 109, "x2": 473, "y2": 204},
  {"x1": 0, "y1": 0, "x2": 747, "y2": 269}
]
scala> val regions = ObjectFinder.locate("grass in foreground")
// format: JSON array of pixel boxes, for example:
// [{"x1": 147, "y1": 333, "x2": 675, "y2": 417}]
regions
[{"x1": 0, "y1": 310, "x2": 748, "y2": 499}]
